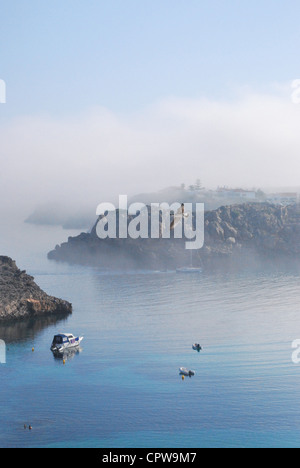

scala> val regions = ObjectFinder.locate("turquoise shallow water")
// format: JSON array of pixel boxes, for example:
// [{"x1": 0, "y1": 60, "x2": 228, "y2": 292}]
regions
[{"x1": 1, "y1": 222, "x2": 300, "y2": 448}]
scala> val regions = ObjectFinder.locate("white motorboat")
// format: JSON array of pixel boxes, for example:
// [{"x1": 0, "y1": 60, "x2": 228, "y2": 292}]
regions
[
  {"x1": 179, "y1": 367, "x2": 195, "y2": 377},
  {"x1": 51, "y1": 333, "x2": 83, "y2": 354}
]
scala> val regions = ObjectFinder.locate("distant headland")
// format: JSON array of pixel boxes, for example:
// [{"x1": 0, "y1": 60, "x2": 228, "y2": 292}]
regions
[
  {"x1": 48, "y1": 203, "x2": 300, "y2": 272},
  {"x1": 25, "y1": 183, "x2": 299, "y2": 230}
]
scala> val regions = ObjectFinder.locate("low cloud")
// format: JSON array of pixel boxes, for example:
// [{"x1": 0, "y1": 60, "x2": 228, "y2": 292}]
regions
[{"x1": 1, "y1": 86, "x2": 300, "y2": 218}]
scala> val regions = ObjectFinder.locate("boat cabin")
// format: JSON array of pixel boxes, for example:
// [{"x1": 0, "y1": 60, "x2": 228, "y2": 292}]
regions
[{"x1": 52, "y1": 334, "x2": 75, "y2": 346}]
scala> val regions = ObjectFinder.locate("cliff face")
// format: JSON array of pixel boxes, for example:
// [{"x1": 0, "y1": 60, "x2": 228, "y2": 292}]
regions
[
  {"x1": 0, "y1": 256, "x2": 72, "y2": 321},
  {"x1": 48, "y1": 203, "x2": 300, "y2": 272},
  {"x1": 201, "y1": 203, "x2": 300, "y2": 270}
]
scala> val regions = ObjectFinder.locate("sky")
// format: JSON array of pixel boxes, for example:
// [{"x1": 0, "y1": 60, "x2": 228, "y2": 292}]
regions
[{"x1": 1, "y1": 0, "x2": 300, "y2": 216}]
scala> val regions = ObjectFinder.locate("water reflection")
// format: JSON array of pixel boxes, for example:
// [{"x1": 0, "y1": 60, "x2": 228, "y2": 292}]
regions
[
  {"x1": 0, "y1": 313, "x2": 70, "y2": 344},
  {"x1": 52, "y1": 346, "x2": 83, "y2": 362}
]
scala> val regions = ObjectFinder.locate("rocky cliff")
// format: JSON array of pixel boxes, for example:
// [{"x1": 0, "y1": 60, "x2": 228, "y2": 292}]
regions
[
  {"x1": 0, "y1": 256, "x2": 72, "y2": 321},
  {"x1": 48, "y1": 203, "x2": 300, "y2": 272}
]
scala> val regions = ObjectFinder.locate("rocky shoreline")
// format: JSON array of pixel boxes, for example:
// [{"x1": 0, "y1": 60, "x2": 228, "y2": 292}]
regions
[
  {"x1": 0, "y1": 256, "x2": 72, "y2": 322},
  {"x1": 48, "y1": 203, "x2": 300, "y2": 272}
]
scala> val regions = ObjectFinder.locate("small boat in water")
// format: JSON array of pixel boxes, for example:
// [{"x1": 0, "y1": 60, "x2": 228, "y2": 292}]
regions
[
  {"x1": 179, "y1": 367, "x2": 195, "y2": 377},
  {"x1": 51, "y1": 333, "x2": 83, "y2": 354},
  {"x1": 176, "y1": 247, "x2": 202, "y2": 274},
  {"x1": 192, "y1": 343, "x2": 202, "y2": 352},
  {"x1": 176, "y1": 267, "x2": 202, "y2": 274}
]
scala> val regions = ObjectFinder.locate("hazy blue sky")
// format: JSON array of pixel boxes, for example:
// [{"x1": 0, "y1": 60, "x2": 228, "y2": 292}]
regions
[
  {"x1": 1, "y1": 0, "x2": 300, "y2": 116},
  {"x1": 1, "y1": 1, "x2": 300, "y2": 215}
]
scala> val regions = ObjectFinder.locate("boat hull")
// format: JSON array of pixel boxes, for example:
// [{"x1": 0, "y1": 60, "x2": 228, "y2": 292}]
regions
[
  {"x1": 176, "y1": 268, "x2": 202, "y2": 274},
  {"x1": 179, "y1": 367, "x2": 195, "y2": 377}
]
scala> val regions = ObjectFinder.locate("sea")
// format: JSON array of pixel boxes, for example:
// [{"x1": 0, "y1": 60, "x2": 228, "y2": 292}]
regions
[{"x1": 0, "y1": 218, "x2": 300, "y2": 448}]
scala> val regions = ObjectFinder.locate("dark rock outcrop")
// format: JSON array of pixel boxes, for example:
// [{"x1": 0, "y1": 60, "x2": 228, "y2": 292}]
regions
[
  {"x1": 0, "y1": 256, "x2": 72, "y2": 322},
  {"x1": 48, "y1": 203, "x2": 300, "y2": 272}
]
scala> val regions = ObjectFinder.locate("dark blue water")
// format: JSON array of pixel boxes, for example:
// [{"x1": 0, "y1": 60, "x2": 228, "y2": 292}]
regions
[{"x1": 1, "y1": 221, "x2": 300, "y2": 448}]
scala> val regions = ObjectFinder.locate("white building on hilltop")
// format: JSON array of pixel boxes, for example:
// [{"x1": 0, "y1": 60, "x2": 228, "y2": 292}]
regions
[
  {"x1": 217, "y1": 188, "x2": 257, "y2": 200},
  {"x1": 266, "y1": 193, "x2": 298, "y2": 205}
]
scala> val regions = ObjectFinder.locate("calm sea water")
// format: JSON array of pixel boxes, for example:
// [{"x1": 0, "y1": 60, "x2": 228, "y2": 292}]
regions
[{"x1": 1, "y1": 220, "x2": 300, "y2": 448}]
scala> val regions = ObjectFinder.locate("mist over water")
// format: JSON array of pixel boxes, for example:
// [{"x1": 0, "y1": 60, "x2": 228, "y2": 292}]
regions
[
  {"x1": 1, "y1": 221, "x2": 300, "y2": 448},
  {"x1": 3, "y1": 0, "x2": 300, "y2": 449},
  {"x1": 2, "y1": 91, "x2": 300, "y2": 222}
]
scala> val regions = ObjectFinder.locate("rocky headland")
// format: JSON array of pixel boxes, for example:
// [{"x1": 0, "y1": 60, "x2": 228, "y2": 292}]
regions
[
  {"x1": 0, "y1": 256, "x2": 72, "y2": 322},
  {"x1": 48, "y1": 203, "x2": 300, "y2": 272}
]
